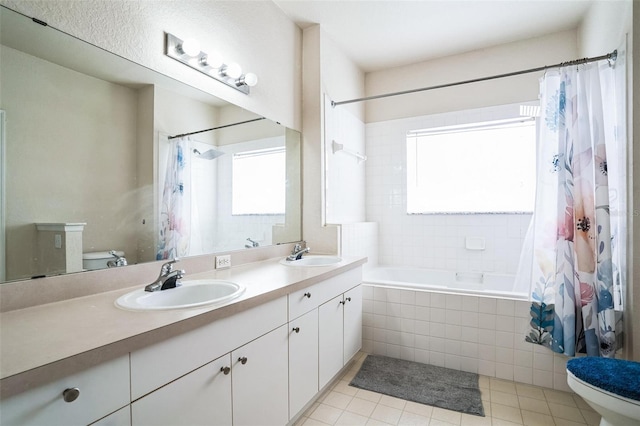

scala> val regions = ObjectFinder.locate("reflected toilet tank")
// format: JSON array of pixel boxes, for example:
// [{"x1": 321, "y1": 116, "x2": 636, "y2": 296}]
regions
[{"x1": 82, "y1": 251, "x2": 125, "y2": 270}]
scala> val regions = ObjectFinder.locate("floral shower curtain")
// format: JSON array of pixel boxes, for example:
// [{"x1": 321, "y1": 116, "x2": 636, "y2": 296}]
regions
[
  {"x1": 525, "y1": 58, "x2": 624, "y2": 358},
  {"x1": 157, "y1": 137, "x2": 191, "y2": 260}
]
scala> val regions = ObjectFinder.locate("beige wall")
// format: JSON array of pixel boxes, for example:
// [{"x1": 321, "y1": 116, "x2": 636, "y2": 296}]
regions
[
  {"x1": 1, "y1": 46, "x2": 141, "y2": 280},
  {"x1": 301, "y1": 26, "x2": 366, "y2": 254},
  {"x1": 365, "y1": 29, "x2": 578, "y2": 123},
  {"x1": 0, "y1": 0, "x2": 303, "y2": 130}
]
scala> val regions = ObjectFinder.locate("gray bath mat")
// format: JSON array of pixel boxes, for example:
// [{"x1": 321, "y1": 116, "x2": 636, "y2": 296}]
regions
[{"x1": 349, "y1": 355, "x2": 485, "y2": 416}]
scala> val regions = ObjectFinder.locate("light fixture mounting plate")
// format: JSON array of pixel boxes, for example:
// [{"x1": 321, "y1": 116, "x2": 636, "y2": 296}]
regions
[{"x1": 164, "y1": 32, "x2": 250, "y2": 95}]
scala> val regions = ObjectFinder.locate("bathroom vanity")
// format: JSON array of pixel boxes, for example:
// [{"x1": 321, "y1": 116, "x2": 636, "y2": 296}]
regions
[{"x1": 0, "y1": 256, "x2": 365, "y2": 425}]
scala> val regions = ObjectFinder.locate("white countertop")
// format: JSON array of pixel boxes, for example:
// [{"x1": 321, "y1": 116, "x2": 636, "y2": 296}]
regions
[{"x1": 0, "y1": 256, "x2": 366, "y2": 398}]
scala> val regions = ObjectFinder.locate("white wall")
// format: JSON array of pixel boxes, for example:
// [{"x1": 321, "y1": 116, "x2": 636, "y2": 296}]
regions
[{"x1": 0, "y1": 0, "x2": 302, "y2": 130}]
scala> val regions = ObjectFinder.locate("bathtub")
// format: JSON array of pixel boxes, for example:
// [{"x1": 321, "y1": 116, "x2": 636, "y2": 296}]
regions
[{"x1": 363, "y1": 266, "x2": 528, "y2": 300}]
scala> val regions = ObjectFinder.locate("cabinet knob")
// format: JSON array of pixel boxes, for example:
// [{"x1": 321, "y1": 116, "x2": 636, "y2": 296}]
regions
[
  {"x1": 238, "y1": 356, "x2": 248, "y2": 365},
  {"x1": 220, "y1": 366, "x2": 231, "y2": 375},
  {"x1": 292, "y1": 327, "x2": 300, "y2": 333},
  {"x1": 62, "y1": 387, "x2": 80, "y2": 403},
  {"x1": 339, "y1": 300, "x2": 345, "y2": 305},
  {"x1": 346, "y1": 297, "x2": 352, "y2": 302},
  {"x1": 303, "y1": 292, "x2": 311, "y2": 299}
]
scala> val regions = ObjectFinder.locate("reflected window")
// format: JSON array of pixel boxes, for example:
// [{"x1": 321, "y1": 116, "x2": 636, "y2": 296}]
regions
[
  {"x1": 232, "y1": 147, "x2": 286, "y2": 215},
  {"x1": 406, "y1": 118, "x2": 536, "y2": 214}
]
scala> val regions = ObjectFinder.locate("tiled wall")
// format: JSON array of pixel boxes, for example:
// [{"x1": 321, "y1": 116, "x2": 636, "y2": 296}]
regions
[
  {"x1": 361, "y1": 285, "x2": 573, "y2": 392},
  {"x1": 340, "y1": 222, "x2": 379, "y2": 270},
  {"x1": 365, "y1": 103, "x2": 534, "y2": 274}
]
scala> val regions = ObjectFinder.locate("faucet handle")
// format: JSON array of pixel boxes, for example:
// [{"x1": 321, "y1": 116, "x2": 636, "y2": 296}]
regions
[{"x1": 161, "y1": 258, "x2": 179, "y2": 274}]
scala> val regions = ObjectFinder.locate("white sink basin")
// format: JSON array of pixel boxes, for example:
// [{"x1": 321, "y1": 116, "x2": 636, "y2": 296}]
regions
[
  {"x1": 115, "y1": 279, "x2": 245, "y2": 311},
  {"x1": 280, "y1": 255, "x2": 342, "y2": 267}
]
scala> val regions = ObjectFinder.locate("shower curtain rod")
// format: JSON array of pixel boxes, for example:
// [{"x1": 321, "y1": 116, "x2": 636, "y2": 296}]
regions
[
  {"x1": 168, "y1": 117, "x2": 266, "y2": 140},
  {"x1": 331, "y1": 50, "x2": 617, "y2": 107}
]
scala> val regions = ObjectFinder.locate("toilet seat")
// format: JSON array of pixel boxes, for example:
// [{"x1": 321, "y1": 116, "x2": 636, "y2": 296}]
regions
[
  {"x1": 566, "y1": 357, "x2": 640, "y2": 426},
  {"x1": 566, "y1": 357, "x2": 640, "y2": 401}
]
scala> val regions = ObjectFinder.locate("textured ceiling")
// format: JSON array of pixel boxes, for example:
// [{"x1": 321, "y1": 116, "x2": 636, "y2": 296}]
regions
[{"x1": 273, "y1": 0, "x2": 595, "y2": 72}]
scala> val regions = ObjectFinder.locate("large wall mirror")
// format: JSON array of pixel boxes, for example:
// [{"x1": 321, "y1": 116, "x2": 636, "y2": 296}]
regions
[{"x1": 0, "y1": 5, "x2": 302, "y2": 283}]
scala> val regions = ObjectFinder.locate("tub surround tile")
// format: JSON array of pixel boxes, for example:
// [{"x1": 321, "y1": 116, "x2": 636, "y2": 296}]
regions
[{"x1": 362, "y1": 284, "x2": 585, "y2": 393}]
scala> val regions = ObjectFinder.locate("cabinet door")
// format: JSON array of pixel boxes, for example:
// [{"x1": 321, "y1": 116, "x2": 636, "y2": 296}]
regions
[
  {"x1": 318, "y1": 294, "x2": 344, "y2": 389},
  {"x1": 131, "y1": 354, "x2": 232, "y2": 426},
  {"x1": 289, "y1": 309, "x2": 319, "y2": 419},
  {"x1": 343, "y1": 285, "x2": 362, "y2": 363},
  {"x1": 232, "y1": 325, "x2": 289, "y2": 426},
  {"x1": 91, "y1": 406, "x2": 130, "y2": 426}
]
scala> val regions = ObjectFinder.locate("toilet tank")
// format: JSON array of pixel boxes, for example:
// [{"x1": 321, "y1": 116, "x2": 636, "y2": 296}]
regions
[{"x1": 83, "y1": 251, "x2": 125, "y2": 271}]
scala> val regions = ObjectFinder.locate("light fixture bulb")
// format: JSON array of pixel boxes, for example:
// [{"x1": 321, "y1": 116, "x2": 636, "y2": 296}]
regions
[
  {"x1": 179, "y1": 38, "x2": 201, "y2": 57},
  {"x1": 236, "y1": 73, "x2": 258, "y2": 87},
  {"x1": 222, "y1": 62, "x2": 242, "y2": 79},
  {"x1": 243, "y1": 73, "x2": 258, "y2": 87}
]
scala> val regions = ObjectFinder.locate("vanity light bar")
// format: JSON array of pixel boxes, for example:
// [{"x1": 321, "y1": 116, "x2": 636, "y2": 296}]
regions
[{"x1": 164, "y1": 32, "x2": 257, "y2": 95}]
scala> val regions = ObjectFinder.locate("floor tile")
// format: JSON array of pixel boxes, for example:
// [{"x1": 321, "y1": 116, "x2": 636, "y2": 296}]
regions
[
  {"x1": 547, "y1": 403, "x2": 585, "y2": 423},
  {"x1": 520, "y1": 409, "x2": 554, "y2": 426},
  {"x1": 517, "y1": 396, "x2": 550, "y2": 415},
  {"x1": 490, "y1": 403, "x2": 523, "y2": 424},
  {"x1": 379, "y1": 394, "x2": 407, "y2": 410},
  {"x1": 403, "y1": 400, "x2": 434, "y2": 418},
  {"x1": 346, "y1": 397, "x2": 378, "y2": 417},
  {"x1": 398, "y1": 410, "x2": 432, "y2": 425},
  {"x1": 490, "y1": 390, "x2": 519, "y2": 408},
  {"x1": 370, "y1": 404, "x2": 403, "y2": 424},
  {"x1": 310, "y1": 403, "x2": 343, "y2": 424},
  {"x1": 323, "y1": 391, "x2": 353, "y2": 409},
  {"x1": 335, "y1": 411, "x2": 369, "y2": 426},
  {"x1": 431, "y1": 407, "x2": 462, "y2": 425}
]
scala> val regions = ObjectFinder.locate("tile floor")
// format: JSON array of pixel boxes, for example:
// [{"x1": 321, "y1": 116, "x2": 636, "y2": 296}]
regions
[{"x1": 296, "y1": 353, "x2": 600, "y2": 426}]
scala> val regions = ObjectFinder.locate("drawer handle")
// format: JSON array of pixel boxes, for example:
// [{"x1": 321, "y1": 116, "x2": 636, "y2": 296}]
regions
[
  {"x1": 303, "y1": 292, "x2": 311, "y2": 299},
  {"x1": 292, "y1": 327, "x2": 300, "y2": 333},
  {"x1": 238, "y1": 356, "x2": 248, "y2": 365},
  {"x1": 62, "y1": 387, "x2": 80, "y2": 403},
  {"x1": 220, "y1": 366, "x2": 231, "y2": 375}
]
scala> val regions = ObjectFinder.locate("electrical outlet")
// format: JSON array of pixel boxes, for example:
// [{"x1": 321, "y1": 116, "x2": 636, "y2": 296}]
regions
[{"x1": 215, "y1": 255, "x2": 231, "y2": 269}]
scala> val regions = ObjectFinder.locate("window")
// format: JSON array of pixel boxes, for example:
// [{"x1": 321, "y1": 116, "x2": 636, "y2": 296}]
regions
[
  {"x1": 232, "y1": 147, "x2": 285, "y2": 215},
  {"x1": 406, "y1": 118, "x2": 536, "y2": 214}
]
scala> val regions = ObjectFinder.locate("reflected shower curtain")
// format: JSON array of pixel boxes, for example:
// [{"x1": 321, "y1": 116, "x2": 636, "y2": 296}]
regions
[
  {"x1": 157, "y1": 137, "x2": 191, "y2": 260},
  {"x1": 525, "y1": 59, "x2": 624, "y2": 357}
]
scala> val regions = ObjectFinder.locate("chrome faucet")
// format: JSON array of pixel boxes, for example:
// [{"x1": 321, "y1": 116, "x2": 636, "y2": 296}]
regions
[
  {"x1": 286, "y1": 243, "x2": 310, "y2": 261},
  {"x1": 145, "y1": 258, "x2": 185, "y2": 292},
  {"x1": 107, "y1": 250, "x2": 127, "y2": 268},
  {"x1": 245, "y1": 238, "x2": 259, "y2": 248}
]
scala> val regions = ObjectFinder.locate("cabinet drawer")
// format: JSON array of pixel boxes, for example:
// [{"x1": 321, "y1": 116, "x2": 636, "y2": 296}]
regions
[
  {"x1": 0, "y1": 354, "x2": 130, "y2": 426},
  {"x1": 131, "y1": 296, "x2": 287, "y2": 400},
  {"x1": 289, "y1": 267, "x2": 362, "y2": 320}
]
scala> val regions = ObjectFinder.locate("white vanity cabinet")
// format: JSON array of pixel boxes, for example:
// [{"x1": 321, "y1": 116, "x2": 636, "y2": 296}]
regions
[
  {"x1": 288, "y1": 309, "x2": 319, "y2": 418},
  {"x1": 0, "y1": 354, "x2": 130, "y2": 426},
  {"x1": 287, "y1": 267, "x2": 363, "y2": 413},
  {"x1": 131, "y1": 354, "x2": 232, "y2": 426},
  {"x1": 318, "y1": 285, "x2": 362, "y2": 389},
  {"x1": 231, "y1": 324, "x2": 289, "y2": 426},
  {"x1": 129, "y1": 296, "x2": 287, "y2": 400}
]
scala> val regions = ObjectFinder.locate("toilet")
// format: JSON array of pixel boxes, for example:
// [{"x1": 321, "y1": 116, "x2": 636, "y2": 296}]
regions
[
  {"x1": 566, "y1": 357, "x2": 640, "y2": 426},
  {"x1": 82, "y1": 250, "x2": 126, "y2": 271}
]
